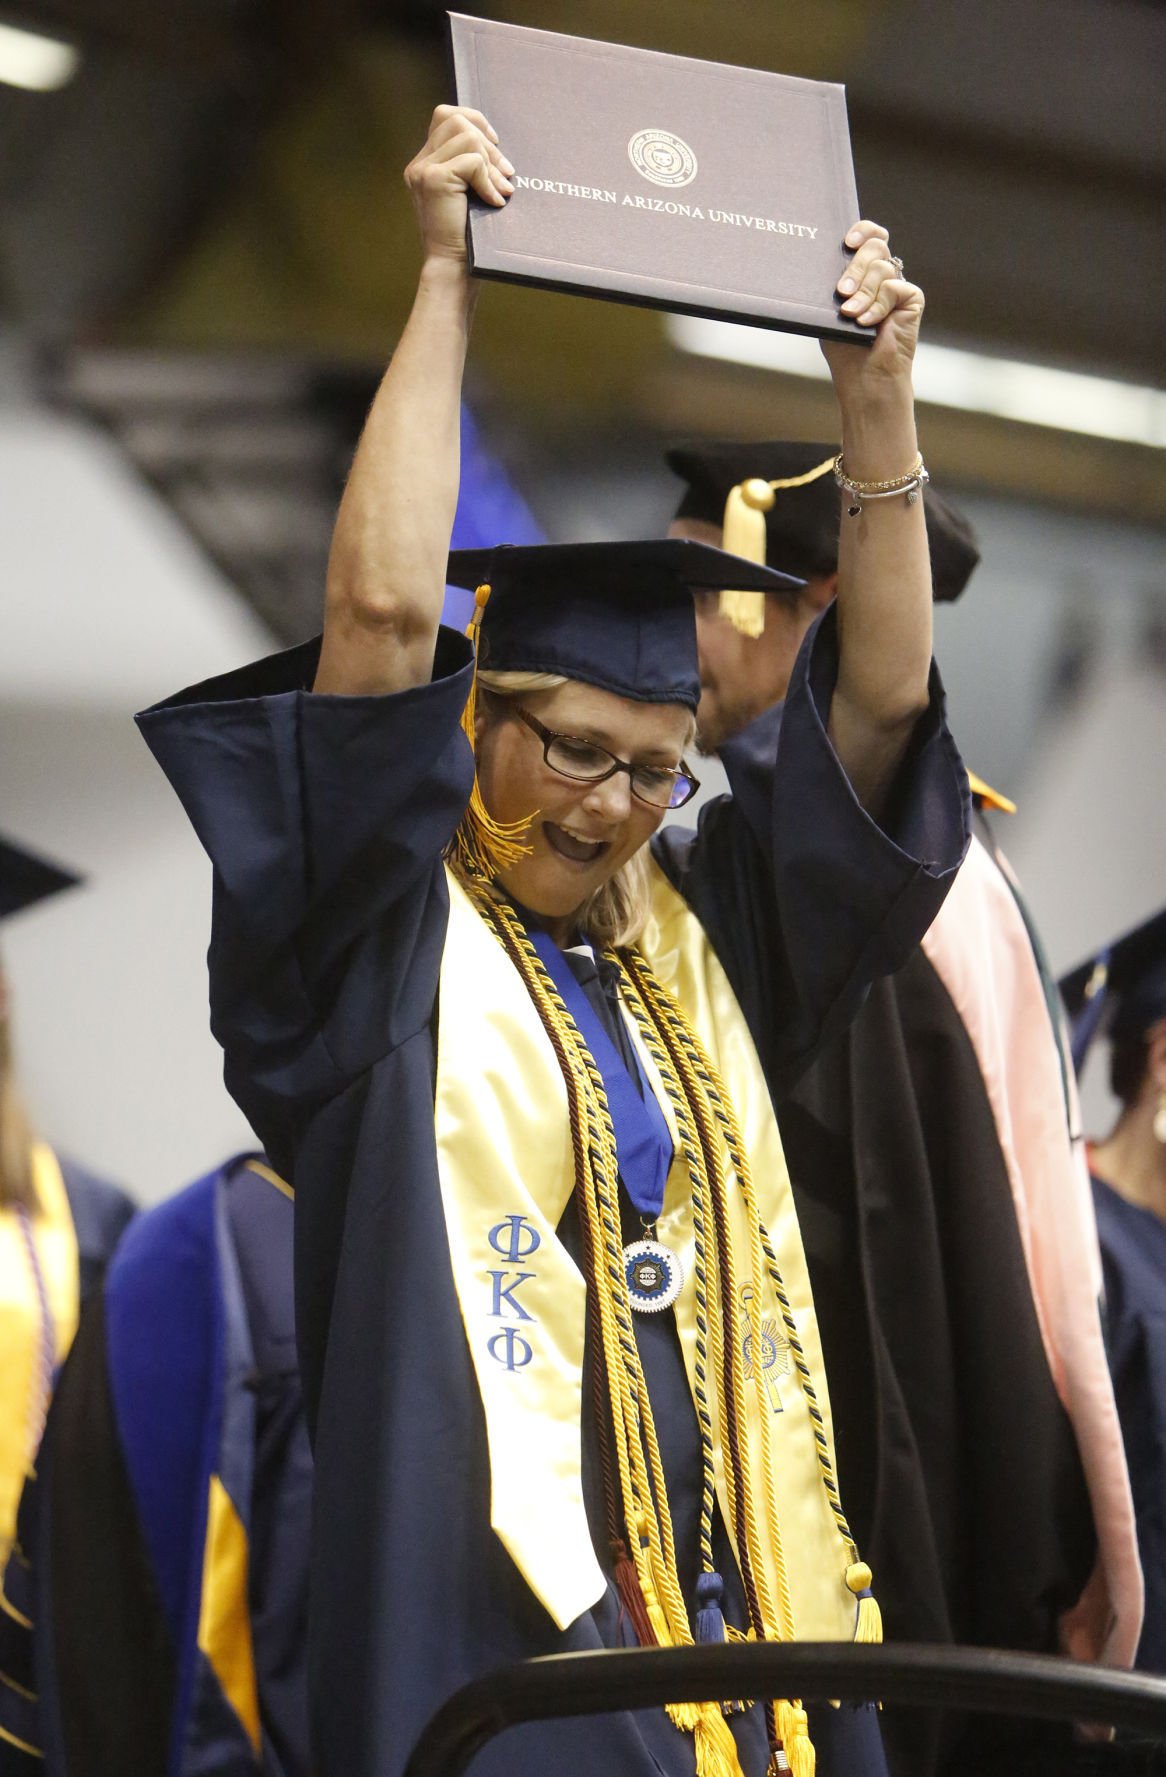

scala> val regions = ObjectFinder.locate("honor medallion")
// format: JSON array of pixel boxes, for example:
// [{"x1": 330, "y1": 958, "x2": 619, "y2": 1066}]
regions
[{"x1": 623, "y1": 1238, "x2": 684, "y2": 1314}]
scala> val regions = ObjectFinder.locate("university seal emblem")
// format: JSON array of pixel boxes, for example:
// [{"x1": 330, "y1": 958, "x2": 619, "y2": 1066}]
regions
[{"x1": 627, "y1": 127, "x2": 698, "y2": 189}]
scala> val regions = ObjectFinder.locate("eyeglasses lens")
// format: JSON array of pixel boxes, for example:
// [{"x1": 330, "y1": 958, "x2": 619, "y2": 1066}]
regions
[{"x1": 542, "y1": 731, "x2": 693, "y2": 810}]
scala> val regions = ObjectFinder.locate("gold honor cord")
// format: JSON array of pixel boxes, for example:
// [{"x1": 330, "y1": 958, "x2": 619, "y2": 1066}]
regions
[
  {"x1": 454, "y1": 863, "x2": 879, "y2": 1777},
  {"x1": 620, "y1": 954, "x2": 881, "y2": 1636},
  {"x1": 461, "y1": 871, "x2": 746, "y2": 1777},
  {"x1": 616, "y1": 950, "x2": 812, "y2": 1773}
]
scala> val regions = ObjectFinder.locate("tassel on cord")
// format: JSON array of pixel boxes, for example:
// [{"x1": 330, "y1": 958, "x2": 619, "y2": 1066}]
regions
[
  {"x1": 719, "y1": 456, "x2": 839, "y2": 638},
  {"x1": 451, "y1": 582, "x2": 534, "y2": 880},
  {"x1": 648, "y1": 1597, "x2": 675, "y2": 1656},
  {"x1": 694, "y1": 1569, "x2": 728, "y2": 1645},
  {"x1": 846, "y1": 1561, "x2": 883, "y2": 1644},
  {"x1": 648, "y1": 1563, "x2": 743, "y2": 1772},
  {"x1": 693, "y1": 1702, "x2": 745, "y2": 1777},
  {"x1": 612, "y1": 1538, "x2": 657, "y2": 1646},
  {"x1": 778, "y1": 1705, "x2": 815, "y2": 1777},
  {"x1": 639, "y1": 1558, "x2": 674, "y2": 1658}
]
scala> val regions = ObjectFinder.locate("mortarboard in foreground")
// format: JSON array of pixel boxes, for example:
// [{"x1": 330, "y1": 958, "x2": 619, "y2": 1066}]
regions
[
  {"x1": 446, "y1": 537, "x2": 803, "y2": 713},
  {"x1": 0, "y1": 834, "x2": 82, "y2": 923}
]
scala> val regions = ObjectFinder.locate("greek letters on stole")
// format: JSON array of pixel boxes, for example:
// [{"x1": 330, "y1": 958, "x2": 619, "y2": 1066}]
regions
[{"x1": 434, "y1": 862, "x2": 857, "y2": 1638}]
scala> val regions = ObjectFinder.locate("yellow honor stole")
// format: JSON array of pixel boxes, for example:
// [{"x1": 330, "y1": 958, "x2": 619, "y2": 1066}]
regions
[
  {"x1": 435, "y1": 861, "x2": 878, "y2": 1777},
  {"x1": 0, "y1": 1144, "x2": 79, "y2": 1562}
]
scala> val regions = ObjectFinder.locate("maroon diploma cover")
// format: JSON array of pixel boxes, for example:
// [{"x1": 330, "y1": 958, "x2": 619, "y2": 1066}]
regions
[{"x1": 449, "y1": 13, "x2": 869, "y2": 344}]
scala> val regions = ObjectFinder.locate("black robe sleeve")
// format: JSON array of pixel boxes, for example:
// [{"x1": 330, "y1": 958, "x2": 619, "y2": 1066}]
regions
[
  {"x1": 135, "y1": 629, "x2": 476, "y2": 1170},
  {"x1": 654, "y1": 606, "x2": 969, "y2": 1093}
]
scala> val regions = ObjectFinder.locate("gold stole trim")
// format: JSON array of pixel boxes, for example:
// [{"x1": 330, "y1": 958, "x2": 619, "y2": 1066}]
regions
[
  {"x1": 0, "y1": 1146, "x2": 79, "y2": 1558},
  {"x1": 197, "y1": 1474, "x2": 261, "y2": 1753},
  {"x1": 435, "y1": 864, "x2": 856, "y2": 1638}
]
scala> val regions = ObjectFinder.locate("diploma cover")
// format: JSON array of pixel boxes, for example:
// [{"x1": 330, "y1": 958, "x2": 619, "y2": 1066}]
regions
[{"x1": 448, "y1": 13, "x2": 869, "y2": 344}]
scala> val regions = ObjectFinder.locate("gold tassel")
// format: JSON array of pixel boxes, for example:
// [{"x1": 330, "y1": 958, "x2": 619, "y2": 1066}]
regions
[
  {"x1": 846, "y1": 1562, "x2": 883, "y2": 1643},
  {"x1": 451, "y1": 582, "x2": 534, "y2": 880},
  {"x1": 719, "y1": 480, "x2": 773, "y2": 638},
  {"x1": 774, "y1": 1701, "x2": 816, "y2": 1777},
  {"x1": 854, "y1": 1593, "x2": 883, "y2": 1643},
  {"x1": 641, "y1": 1562, "x2": 739, "y2": 1763},
  {"x1": 718, "y1": 457, "x2": 837, "y2": 637},
  {"x1": 693, "y1": 1702, "x2": 746, "y2": 1777}
]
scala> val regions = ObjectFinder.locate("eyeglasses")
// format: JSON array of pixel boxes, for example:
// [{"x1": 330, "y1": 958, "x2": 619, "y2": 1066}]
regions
[{"x1": 512, "y1": 707, "x2": 700, "y2": 810}]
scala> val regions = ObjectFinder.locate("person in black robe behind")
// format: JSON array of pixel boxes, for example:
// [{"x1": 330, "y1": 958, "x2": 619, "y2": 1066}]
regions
[
  {"x1": 666, "y1": 444, "x2": 1098, "y2": 1777},
  {"x1": 134, "y1": 106, "x2": 971, "y2": 1777}
]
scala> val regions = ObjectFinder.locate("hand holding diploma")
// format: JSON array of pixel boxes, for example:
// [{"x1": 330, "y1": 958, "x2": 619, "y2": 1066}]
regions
[
  {"x1": 405, "y1": 104, "x2": 514, "y2": 265},
  {"x1": 824, "y1": 219, "x2": 925, "y2": 400}
]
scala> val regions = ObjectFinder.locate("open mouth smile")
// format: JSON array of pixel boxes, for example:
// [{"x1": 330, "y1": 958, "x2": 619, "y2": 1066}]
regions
[{"x1": 543, "y1": 822, "x2": 610, "y2": 866}]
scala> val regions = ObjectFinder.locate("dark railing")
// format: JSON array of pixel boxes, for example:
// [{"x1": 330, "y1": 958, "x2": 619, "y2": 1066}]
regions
[{"x1": 403, "y1": 1642, "x2": 1166, "y2": 1777}]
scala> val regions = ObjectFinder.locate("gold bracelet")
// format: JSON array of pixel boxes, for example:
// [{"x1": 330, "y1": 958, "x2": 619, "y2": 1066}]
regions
[{"x1": 832, "y1": 452, "x2": 925, "y2": 494}]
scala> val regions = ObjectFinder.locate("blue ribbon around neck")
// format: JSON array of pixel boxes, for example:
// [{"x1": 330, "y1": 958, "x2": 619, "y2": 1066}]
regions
[{"x1": 529, "y1": 931, "x2": 674, "y2": 1220}]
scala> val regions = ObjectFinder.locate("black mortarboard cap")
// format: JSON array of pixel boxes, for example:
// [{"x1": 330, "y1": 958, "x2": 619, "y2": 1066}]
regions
[
  {"x1": 1059, "y1": 906, "x2": 1166, "y2": 1074},
  {"x1": 445, "y1": 538, "x2": 803, "y2": 712},
  {"x1": 0, "y1": 835, "x2": 82, "y2": 922},
  {"x1": 666, "y1": 438, "x2": 982, "y2": 605}
]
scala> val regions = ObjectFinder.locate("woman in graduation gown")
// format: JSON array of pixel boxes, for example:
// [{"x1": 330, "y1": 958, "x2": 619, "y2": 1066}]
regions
[
  {"x1": 135, "y1": 107, "x2": 968, "y2": 1777},
  {"x1": 0, "y1": 836, "x2": 135, "y2": 1578},
  {"x1": 1064, "y1": 909, "x2": 1166, "y2": 1677}
]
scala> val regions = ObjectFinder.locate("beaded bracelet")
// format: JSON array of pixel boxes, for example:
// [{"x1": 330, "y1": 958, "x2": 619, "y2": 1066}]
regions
[{"x1": 833, "y1": 452, "x2": 929, "y2": 517}]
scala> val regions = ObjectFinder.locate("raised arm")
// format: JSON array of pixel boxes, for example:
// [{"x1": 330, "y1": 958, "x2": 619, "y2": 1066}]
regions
[
  {"x1": 822, "y1": 224, "x2": 931, "y2": 817},
  {"x1": 313, "y1": 106, "x2": 514, "y2": 697}
]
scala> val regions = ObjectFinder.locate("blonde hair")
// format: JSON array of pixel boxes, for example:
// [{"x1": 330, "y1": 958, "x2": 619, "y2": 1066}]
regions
[
  {"x1": 467, "y1": 668, "x2": 657, "y2": 949},
  {"x1": 0, "y1": 1007, "x2": 37, "y2": 1214}
]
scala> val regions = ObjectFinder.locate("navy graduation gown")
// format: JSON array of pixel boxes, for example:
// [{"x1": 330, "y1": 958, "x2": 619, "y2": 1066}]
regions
[
  {"x1": 1093, "y1": 1175, "x2": 1166, "y2": 1675},
  {"x1": 0, "y1": 1155, "x2": 310, "y2": 1777},
  {"x1": 136, "y1": 609, "x2": 967, "y2": 1777}
]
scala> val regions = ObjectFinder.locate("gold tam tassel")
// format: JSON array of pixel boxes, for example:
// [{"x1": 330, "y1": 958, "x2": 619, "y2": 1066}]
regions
[
  {"x1": 718, "y1": 457, "x2": 837, "y2": 637},
  {"x1": 450, "y1": 582, "x2": 534, "y2": 880},
  {"x1": 719, "y1": 479, "x2": 774, "y2": 638}
]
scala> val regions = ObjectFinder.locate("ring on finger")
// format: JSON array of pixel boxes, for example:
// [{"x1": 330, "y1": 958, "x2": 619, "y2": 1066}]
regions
[{"x1": 890, "y1": 255, "x2": 905, "y2": 277}]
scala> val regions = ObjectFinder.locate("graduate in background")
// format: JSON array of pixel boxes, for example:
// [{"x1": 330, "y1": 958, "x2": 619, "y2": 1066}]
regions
[
  {"x1": 0, "y1": 1150, "x2": 311, "y2": 1776},
  {"x1": 134, "y1": 105, "x2": 969, "y2": 1777},
  {"x1": 0, "y1": 836, "x2": 135, "y2": 1575},
  {"x1": 1063, "y1": 909, "x2": 1166, "y2": 1677},
  {"x1": 666, "y1": 444, "x2": 1139, "y2": 1775}
]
